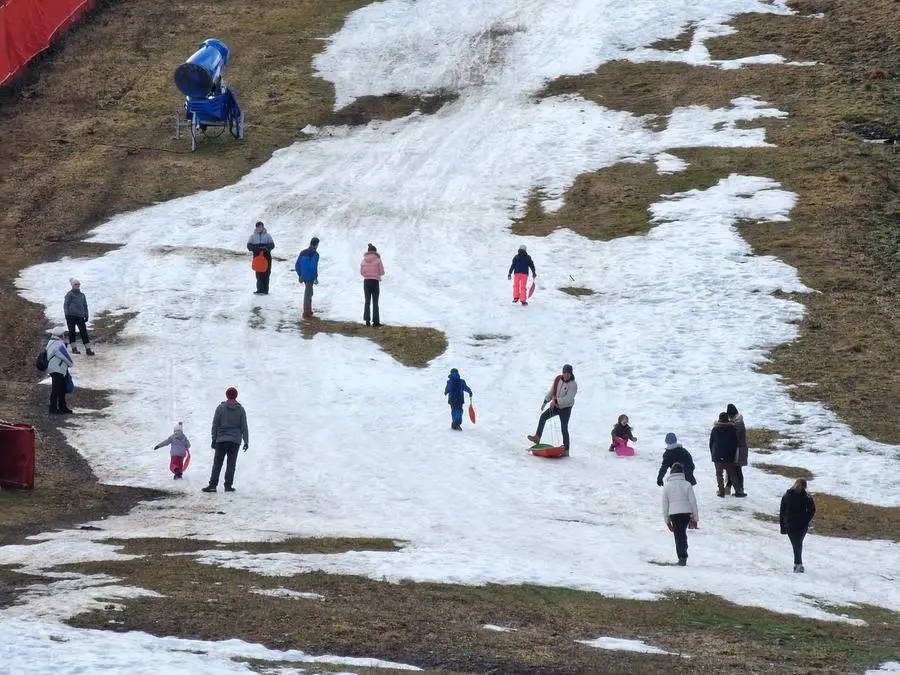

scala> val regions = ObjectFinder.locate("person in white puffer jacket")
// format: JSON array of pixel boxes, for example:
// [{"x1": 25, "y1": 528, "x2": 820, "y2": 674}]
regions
[
  {"x1": 662, "y1": 462, "x2": 699, "y2": 566},
  {"x1": 45, "y1": 326, "x2": 74, "y2": 414}
]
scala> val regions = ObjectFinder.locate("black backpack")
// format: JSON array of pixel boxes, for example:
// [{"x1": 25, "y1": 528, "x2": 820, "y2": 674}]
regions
[{"x1": 35, "y1": 350, "x2": 49, "y2": 371}]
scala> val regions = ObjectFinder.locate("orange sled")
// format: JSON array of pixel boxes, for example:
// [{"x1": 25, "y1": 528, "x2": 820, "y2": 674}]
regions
[{"x1": 530, "y1": 443, "x2": 566, "y2": 458}]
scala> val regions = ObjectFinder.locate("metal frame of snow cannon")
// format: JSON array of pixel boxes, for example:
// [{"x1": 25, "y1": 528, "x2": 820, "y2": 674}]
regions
[{"x1": 173, "y1": 39, "x2": 244, "y2": 152}]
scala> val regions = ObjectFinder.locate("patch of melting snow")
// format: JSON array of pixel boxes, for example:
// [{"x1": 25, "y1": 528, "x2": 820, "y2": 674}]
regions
[
  {"x1": 653, "y1": 152, "x2": 688, "y2": 173},
  {"x1": 576, "y1": 637, "x2": 682, "y2": 656},
  {"x1": 482, "y1": 624, "x2": 517, "y2": 632},
  {"x1": 867, "y1": 664, "x2": 900, "y2": 674},
  {"x1": 250, "y1": 587, "x2": 325, "y2": 601}
]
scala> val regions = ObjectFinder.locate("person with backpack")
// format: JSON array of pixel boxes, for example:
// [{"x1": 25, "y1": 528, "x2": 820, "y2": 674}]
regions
[
  {"x1": 295, "y1": 236, "x2": 320, "y2": 319},
  {"x1": 247, "y1": 221, "x2": 275, "y2": 295},
  {"x1": 202, "y1": 387, "x2": 249, "y2": 493},
  {"x1": 661, "y1": 462, "x2": 699, "y2": 566},
  {"x1": 64, "y1": 278, "x2": 94, "y2": 356},
  {"x1": 709, "y1": 412, "x2": 740, "y2": 497},
  {"x1": 780, "y1": 478, "x2": 816, "y2": 573},
  {"x1": 507, "y1": 244, "x2": 537, "y2": 305},
  {"x1": 44, "y1": 326, "x2": 74, "y2": 414},
  {"x1": 153, "y1": 421, "x2": 192, "y2": 480},
  {"x1": 527, "y1": 364, "x2": 577, "y2": 456},
  {"x1": 360, "y1": 243, "x2": 385, "y2": 327},
  {"x1": 444, "y1": 368, "x2": 473, "y2": 430},
  {"x1": 657, "y1": 432, "x2": 696, "y2": 486}
]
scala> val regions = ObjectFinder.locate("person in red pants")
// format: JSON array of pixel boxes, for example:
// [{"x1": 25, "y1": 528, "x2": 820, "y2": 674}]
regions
[{"x1": 507, "y1": 244, "x2": 536, "y2": 305}]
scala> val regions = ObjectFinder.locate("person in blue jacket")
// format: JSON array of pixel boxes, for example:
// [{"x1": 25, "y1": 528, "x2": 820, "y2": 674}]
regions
[
  {"x1": 444, "y1": 368, "x2": 473, "y2": 430},
  {"x1": 295, "y1": 237, "x2": 320, "y2": 319},
  {"x1": 507, "y1": 244, "x2": 537, "y2": 305}
]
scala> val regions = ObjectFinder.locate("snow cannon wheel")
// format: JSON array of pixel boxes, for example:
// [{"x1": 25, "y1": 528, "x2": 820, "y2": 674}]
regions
[{"x1": 530, "y1": 443, "x2": 566, "y2": 458}]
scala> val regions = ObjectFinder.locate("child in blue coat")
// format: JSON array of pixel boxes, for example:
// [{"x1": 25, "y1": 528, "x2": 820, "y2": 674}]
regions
[{"x1": 444, "y1": 368, "x2": 473, "y2": 430}]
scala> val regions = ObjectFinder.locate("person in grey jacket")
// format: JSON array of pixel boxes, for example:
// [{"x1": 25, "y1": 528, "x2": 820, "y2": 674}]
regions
[
  {"x1": 527, "y1": 364, "x2": 577, "y2": 456},
  {"x1": 202, "y1": 387, "x2": 249, "y2": 493},
  {"x1": 63, "y1": 278, "x2": 94, "y2": 355},
  {"x1": 247, "y1": 221, "x2": 275, "y2": 295}
]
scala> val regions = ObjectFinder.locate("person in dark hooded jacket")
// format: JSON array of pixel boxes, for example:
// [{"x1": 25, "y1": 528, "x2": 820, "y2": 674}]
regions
[
  {"x1": 725, "y1": 403, "x2": 748, "y2": 496},
  {"x1": 780, "y1": 478, "x2": 816, "y2": 573},
  {"x1": 202, "y1": 387, "x2": 249, "y2": 493},
  {"x1": 657, "y1": 432, "x2": 696, "y2": 486},
  {"x1": 709, "y1": 412, "x2": 739, "y2": 498},
  {"x1": 507, "y1": 245, "x2": 537, "y2": 305},
  {"x1": 444, "y1": 368, "x2": 473, "y2": 430}
]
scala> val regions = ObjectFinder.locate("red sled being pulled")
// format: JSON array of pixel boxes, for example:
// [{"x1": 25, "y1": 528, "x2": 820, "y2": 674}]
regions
[{"x1": 529, "y1": 443, "x2": 566, "y2": 458}]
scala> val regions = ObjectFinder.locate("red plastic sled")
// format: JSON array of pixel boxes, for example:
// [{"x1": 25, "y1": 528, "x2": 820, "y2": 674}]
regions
[
  {"x1": 182, "y1": 449, "x2": 191, "y2": 472},
  {"x1": 530, "y1": 443, "x2": 566, "y2": 458},
  {"x1": 528, "y1": 281, "x2": 536, "y2": 298},
  {"x1": 468, "y1": 403, "x2": 476, "y2": 424},
  {"x1": 612, "y1": 437, "x2": 635, "y2": 457}
]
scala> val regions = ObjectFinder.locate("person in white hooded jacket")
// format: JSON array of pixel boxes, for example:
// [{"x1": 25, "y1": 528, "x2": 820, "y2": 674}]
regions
[
  {"x1": 45, "y1": 327, "x2": 74, "y2": 414},
  {"x1": 662, "y1": 462, "x2": 699, "y2": 566}
]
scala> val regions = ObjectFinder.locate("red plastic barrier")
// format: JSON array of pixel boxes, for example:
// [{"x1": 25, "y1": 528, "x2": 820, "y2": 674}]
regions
[
  {"x1": 1, "y1": 0, "x2": 98, "y2": 87},
  {"x1": 0, "y1": 422, "x2": 35, "y2": 489}
]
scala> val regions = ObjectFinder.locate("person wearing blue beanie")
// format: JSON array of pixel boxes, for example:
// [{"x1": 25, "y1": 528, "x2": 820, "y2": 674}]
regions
[{"x1": 657, "y1": 432, "x2": 696, "y2": 486}]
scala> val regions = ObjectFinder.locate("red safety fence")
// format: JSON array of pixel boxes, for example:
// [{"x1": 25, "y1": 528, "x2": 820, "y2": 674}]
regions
[
  {"x1": 0, "y1": 0, "x2": 98, "y2": 87},
  {"x1": 0, "y1": 422, "x2": 35, "y2": 489}
]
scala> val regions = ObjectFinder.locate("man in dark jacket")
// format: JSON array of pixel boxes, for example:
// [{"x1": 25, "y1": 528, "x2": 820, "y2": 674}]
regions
[
  {"x1": 295, "y1": 237, "x2": 320, "y2": 319},
  {"x1": 709, "y1": 412, "x2": 740, "y2": 498},
  {"x1": 247, "y1": 221, "x2": 275, "y2": 295},
  {"x1": 657, "y1": 432, "x2": 696, "y2": 486},
  {"x1": 202, "y1": 386, "x2": 249, "y2": 493},
  {"x1": 507, "y1": 244, "x2": 537, "y2": 305}
]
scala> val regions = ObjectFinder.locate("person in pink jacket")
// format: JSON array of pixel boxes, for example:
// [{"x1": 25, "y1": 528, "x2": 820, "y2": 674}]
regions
[{"x1": 360, "y1": 243, "x2": 385, "y2": 327}]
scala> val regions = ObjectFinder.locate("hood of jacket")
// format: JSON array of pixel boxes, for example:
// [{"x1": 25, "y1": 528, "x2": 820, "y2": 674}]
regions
[{"x1": 363, "y1": 251, "x2": 381, "y2": 261}]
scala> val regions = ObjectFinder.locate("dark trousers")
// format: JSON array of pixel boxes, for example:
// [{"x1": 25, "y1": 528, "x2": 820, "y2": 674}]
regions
[
  {"x1": 363, "y1": 278, "x2": 380, "y2": 324},
  {"x1": 715, "y1": 461, "x2": 741, "y2": 494},
  {"x1": 303, "y1": 281, "x2": 315, "y2": 304},
  {"x1": 788, "y1": 529, "x2": 807, "y2": 565},
  {"x1": 65, "y1": 315, "x2": 90, "y2": 345},
  {"x1": 670, "y1": 513, "x2": 691, "y2": 561},
  {"x1": 725, "y1": 465, "x2": 745, "y2": 492},
  {"x1": 208, "y1": 442, "x2": 240, "y2": 488},
  {"x1": 535, "y1": 406, "x2": 572, "y2": 449},
  {"x1": 255, "y1": 255, "x2": 271, "y2": 293},
  {"x1": 49, "y1": 372, "x2": 68, "y2": 411}
]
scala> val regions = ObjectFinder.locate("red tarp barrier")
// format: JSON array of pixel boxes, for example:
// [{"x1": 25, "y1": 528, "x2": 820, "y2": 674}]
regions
[
  {"x1": 0, "y1": 422, "x2": 35, "y2": 489},
  {"x1": 0, "y1": 0, "x2": 98, "y2": 87}
]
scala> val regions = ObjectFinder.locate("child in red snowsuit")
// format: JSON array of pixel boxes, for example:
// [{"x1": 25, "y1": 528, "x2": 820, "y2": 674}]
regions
[{"x1": 154, "y1": 422, "x2": 191, "y2": 479}]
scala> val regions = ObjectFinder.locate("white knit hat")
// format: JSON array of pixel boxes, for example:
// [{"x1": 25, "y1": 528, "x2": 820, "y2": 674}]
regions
[
  {"x1": 70, "y1": 278, "x2": 80, "y2": 287},
  {"x1": 174, "y1": 421, "x2": 184, "y2": 433},
  {"x1": 518, "y1": 244, "x2": 527, "y2": 252}
]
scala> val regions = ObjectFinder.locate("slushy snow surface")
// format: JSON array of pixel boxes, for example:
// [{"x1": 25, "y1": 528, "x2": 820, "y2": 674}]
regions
[
  {"x1": 5, "y1": 0, "x2": 900, "y2": 672},
  {"x1": 577, "y1": 637, "x2": 678, "y2": 656}
]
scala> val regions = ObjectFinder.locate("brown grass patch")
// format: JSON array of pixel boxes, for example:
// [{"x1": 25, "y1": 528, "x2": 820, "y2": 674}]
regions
[
  {"x1": 300, "y1": 319, "x2": 447, "y2": 368},
  {"x1": 810, "y1": 493, "x2": 900, "y2": 542},
  {"x1": 106, "y1": 536, "x2": 400, "y2": 556},
  {"x1": 754, "y1": 463, "x2": 814, "y2": 480},
  {"x1": 530, "y1": 1, "x2": 900, "y2": 445},
  {"x1": 559, "y1": 286, "x2": 595, "y2": 296},
  {"x1": 746, "y1": 428, "x2": 781, "y2": 454},
  {"x1": 648, "y1": 25, "x2": 696, "y2": 52},
  {"x1": 327, "y1": 91, "x2": 458, "y2": 126},
  {"x1": 54, "y1": 540, "x2": 900, "y2": 674}
]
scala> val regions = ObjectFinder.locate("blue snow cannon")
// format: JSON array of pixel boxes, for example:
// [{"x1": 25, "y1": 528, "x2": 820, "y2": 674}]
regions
[{"x1": 174, "y1": 39, "x2": 244, "y2": 151}]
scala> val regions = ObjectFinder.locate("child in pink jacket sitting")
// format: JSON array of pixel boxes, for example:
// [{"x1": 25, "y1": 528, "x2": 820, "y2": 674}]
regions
[
  {"x1": 154, "y1": 422, "x2": 191, "y2": 479},
  {"x1": 360, "y1": 243, "x2": 385, "y2": 327}
]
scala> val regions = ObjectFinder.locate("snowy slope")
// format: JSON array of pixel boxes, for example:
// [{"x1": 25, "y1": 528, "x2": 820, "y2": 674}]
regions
[{"x1": 4, "y1": 0, "x2": 900, "y2": 671}]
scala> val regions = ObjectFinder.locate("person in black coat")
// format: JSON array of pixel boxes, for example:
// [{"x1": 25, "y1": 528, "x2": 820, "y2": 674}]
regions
[
  {"x1": 709, "y1": 411, "x2": 739, "y2": 498},
  {"x1": 657, "y1": 432, "x2": 696, "y2": 486},
  {"x1": 247, "y1": 221, "x2": 275, "y2": 295},
  {"x1": 780, "y1": 478, "x2": 816, "y2": 573}
]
